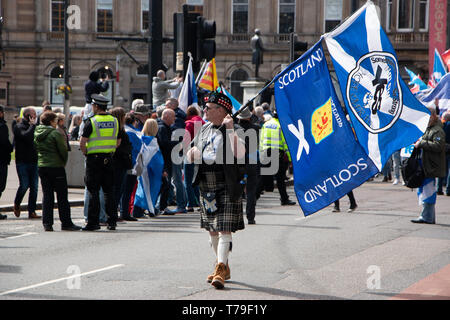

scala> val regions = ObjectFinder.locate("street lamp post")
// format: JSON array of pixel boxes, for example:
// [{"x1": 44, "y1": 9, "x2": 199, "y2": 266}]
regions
[{"x1": 63, "y1": 0, "x2": 70, "y2": 122}]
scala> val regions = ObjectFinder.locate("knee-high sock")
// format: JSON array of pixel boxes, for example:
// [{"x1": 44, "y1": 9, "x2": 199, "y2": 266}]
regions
[
  {"x1": 209, "y1": 234, "x2": 219, "y2": 258},
  {"x1": 217, "y1": 233, "x2": 232, "y2": 265}
]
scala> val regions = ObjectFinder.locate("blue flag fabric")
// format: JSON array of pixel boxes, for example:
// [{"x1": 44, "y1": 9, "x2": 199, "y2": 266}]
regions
[
  {"x1": 274, "y1": 41, "x2": 378, "y2": 216},
  {"x1": 432, "y1": 48, "x2": 447, "y2": 86},
  {"x1": 133, "y1": 136, "x2": 164, "y2": 214},
  {"x1": 417, "y1": 73, "x2": 450, "y2": 115},
  {"x1": 404, "y1": 67, "x2": 427, "y2": 91},
  {"x1": 178, "y1": 57, "x2": 199, "y2": 113},
  {"x1": 219, "y1": 86, "x2": 241, "y2": 113},
  {"x1": 324, "y1": 1, "x2": 430, "y2": 171}
]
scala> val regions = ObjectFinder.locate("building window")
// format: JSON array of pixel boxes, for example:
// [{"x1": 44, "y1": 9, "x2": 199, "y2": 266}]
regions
[
  {"x1": 50, "y1": 66, "x2": 65, "y2": 105},
  {"x1": 97, "y1": 0, "x2": 113, "y2": 33},
  {"x1": 324, "y1": 0, "x2": 343, "y2": 33},
  {"x1": 230, "y1": 68, "x2": 249, "y2": 103},
  {"x1": 51, "y1": 0, "x2": 64, "y2": 32},
  {"x1": 419, "y1": 0, "x2": 429, "y2": 31},
  {"x1": 397, "y1": 0, "x2": 415, "y2": 31},
  {"x1": 279, "y1": 0, "x2": 295, "y2": 34},
  {"x1": 386, "y1": 0, "x2": 393, "y2": 31},
  {"x1": 232, "y1": 0, "x2": 248, "y2": 34},
  {"x1": 142, "y1": 0, "x2": 149, "y2": 31}
]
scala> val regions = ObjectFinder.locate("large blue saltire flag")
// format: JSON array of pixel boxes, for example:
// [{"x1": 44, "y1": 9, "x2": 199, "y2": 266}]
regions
[
  {"x1": 133, "y1": 136, "x2": 164, "y2": 214},
  {"x1": 178, "y1": 56, "x2": 199, "y2": 113},
  {"x1": 404, "y1": 67, "x2": 428, "y2": 93},
  {"x1": 430, "y1": 48, "x2": 448, "y2": 87},
  {"x1": 274, "y1": 41, "x2": 378, "y2": 216},
  {"x1": 324, "y1": 1, "x2": 430, "y2": 171},
  {"x1": 418, "y1": 72, "x2": 450, "y2": 115}
]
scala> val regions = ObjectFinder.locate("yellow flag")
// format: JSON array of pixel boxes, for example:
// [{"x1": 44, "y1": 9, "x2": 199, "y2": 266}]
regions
[
  {"x1": 198, "y1": 58, "x2": 219, "y2": 91},
  {"x1": 311, "y1": 98, "x2": 334, "y2": 144}
]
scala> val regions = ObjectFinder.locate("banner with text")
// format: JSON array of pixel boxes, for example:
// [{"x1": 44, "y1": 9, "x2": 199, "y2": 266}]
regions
[{"x1": 274, "y1": 41, "x2": 378, "y2": 216}]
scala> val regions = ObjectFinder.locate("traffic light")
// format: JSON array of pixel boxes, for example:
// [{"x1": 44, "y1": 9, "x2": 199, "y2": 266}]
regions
[
  {"x1": 289, "y1": 33, "x2": 308, "y2": 62},
  {"x1": 173, "y1": 5, "x2": 201, "y2": 75},
  {"x1": 196, "y1": 16, "x2": 216, "y2": 63}
]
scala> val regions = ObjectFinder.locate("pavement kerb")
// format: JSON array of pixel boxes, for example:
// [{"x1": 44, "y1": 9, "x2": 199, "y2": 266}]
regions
[{"x1": 0, "y1": 200, "x2": 85, "y2": 213}]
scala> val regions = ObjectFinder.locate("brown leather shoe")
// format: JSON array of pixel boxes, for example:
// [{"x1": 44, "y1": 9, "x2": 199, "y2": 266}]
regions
[
  {"x1": 211, "y1": 263, "x2": 228, "y2": 289},
  {"x1": 28, "y1": 212, "x2": 41, "y2": 219},
  {"x1": 207, "y1": 263, "x2": 230, "y2": 283},
  {"x1": 13, "y1": 204, "x2": 20, "y2": 217}
]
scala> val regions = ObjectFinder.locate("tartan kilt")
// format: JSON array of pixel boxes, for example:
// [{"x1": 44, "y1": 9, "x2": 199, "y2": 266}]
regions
[{"x1": 198, "y1": 168, "x2": 245, "y2": 233}]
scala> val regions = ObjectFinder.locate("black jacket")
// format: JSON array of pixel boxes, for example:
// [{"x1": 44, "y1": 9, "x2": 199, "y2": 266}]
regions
[
  {"x1": 0, "y1": 118, "x2": 13, "y2": 164},
  {"x1": 84, "y1": 80, "x2": 109, "y2": 103},
  {"x1": 13, "y1": 119, "x2": 37, "y2": 164},
  {"x1": 156, "y1": 121, "x2": 177, "y2": 174},
  {"x1": 192, "y1": 123, "x2": 246, "y2": 202}
]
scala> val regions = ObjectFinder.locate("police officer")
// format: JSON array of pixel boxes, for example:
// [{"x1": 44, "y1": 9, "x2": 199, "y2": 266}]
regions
[
  {"x1": 258, "y1": 111, "x2": 296, "y2": 206},
  {"x1": 80, "y1": 94, "x2": 121, "y2": 231}
]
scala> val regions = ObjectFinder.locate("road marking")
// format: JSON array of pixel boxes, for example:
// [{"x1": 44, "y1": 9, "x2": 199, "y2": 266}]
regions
[
  {"x1": 0, "y1": 264, "x2": 125, "y2": 296},
  {"x1": 0, "y1": 232, "x2": 38, "y2": 240}
]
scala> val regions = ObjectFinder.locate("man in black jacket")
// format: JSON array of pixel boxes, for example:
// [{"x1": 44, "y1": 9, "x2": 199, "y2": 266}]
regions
[
  {"x1": 156, "y1": 108, "x2": 176, "y2": 214},
  {"x1": 12, "y1": 107, "x2": 40, "y2": 219},
  {"x1": 0, "y1": 106, "x2": 13, "y2": 220},
  {"x1": 237, "y1": 107, "x2": 260, "y2": 224}
]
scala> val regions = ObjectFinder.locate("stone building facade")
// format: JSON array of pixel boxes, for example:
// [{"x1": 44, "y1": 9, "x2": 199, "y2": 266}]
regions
[{"x1": 0, "y1": 0, "x2": 445, "y2": 110}]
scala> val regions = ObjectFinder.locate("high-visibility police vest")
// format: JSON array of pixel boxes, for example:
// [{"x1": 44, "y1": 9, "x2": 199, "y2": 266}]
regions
[
  {"x1": 260, "y1": 117, "x2": 290, "y2": 157},
  {"x1": 86, "y1": 114, "x2": 119, "y2": 155}
]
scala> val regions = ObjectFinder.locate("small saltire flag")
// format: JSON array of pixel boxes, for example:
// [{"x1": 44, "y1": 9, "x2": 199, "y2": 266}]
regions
[
  {"x1": 178, "y1": 57, "x2": 198, "y2": 113},
  {"x1": 274, "y1": 41, "x2": 378, "y2": 216},
  {"x1": 430, "y1": 48, "x2": 448, "y2": 87},
  {"x1": 418, "y1": 72, "x2": 450, "y2": 114},
  {"x1": 404, "y1": 67, "x2": 427, "y2": 92},
  {"x1": 323, "y1": 1, "x2": 430, "y2": 171},
  {"x1": 198, "y1": 58, "x2": 219, "y2": 91},
  {"x1": 133, "y1": 136, "x2": 164, "y2": 214},
  {"x1": 219, "y1": 86, "x2": 241, "y2": 113}
]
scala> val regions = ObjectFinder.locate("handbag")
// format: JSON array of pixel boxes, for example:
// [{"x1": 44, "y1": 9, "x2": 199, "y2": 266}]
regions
[{"x1": 401, "y1": 148, "x2": 425, "y2": 188}]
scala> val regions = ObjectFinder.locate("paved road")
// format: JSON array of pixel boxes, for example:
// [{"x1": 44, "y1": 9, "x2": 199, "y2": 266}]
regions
[{"x1": 1, "y1": 174, "x2": 449, "y2": 301}]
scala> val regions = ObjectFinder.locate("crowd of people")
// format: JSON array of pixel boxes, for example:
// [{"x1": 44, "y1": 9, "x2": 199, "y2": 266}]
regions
[{"x1": 0, "y1": 70, "x2": 449, "y2": 288}]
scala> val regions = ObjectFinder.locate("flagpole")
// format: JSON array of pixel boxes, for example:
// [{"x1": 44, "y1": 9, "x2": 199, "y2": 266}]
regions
[{"x1": 195, "y1": 59, "x2": 208, "y2": 85}]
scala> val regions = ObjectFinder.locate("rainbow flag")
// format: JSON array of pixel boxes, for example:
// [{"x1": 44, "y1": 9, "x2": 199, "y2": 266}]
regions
[{"x1": 198, "y1": 58, "x2": 219, "y2": 91}]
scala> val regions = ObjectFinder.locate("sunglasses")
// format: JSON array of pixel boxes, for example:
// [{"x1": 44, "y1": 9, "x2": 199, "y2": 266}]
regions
[{"x1": 203, "y1": 104, "x2": 221, "y2": 111}]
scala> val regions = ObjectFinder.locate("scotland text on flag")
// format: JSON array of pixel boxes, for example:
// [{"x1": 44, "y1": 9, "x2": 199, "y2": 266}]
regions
[
  {"x1": 274, "y1": 41, "x2": 378, "y2": 216},
  {"x1": 324, "y1": 1, "x2": 430, "y2": 171}
]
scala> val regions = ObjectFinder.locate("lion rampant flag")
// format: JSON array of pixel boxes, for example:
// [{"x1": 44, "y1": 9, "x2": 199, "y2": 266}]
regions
[{"x1": 198, "y1": 58, "x2": 219, "y2": 91}]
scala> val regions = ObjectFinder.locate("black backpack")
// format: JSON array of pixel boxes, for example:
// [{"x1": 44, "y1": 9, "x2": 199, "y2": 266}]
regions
[{"x1": 401, "y1": 148, "x2": 425, "y2": 188}]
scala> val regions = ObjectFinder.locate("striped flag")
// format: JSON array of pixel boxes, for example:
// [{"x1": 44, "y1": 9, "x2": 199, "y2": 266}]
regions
[
  {"x1": 198, "y1": 58, "x2": 219, "y2": 91},
  {"x1": 323, "y1": 1, "x2": 430, "y2": 171}
]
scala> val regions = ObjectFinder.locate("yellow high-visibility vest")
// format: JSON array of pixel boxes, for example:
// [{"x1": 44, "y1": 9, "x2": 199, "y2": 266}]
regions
[
  {"x1": 86, "y1": 114, "x2": 118, "y2": 154},
  {"x1": 260, "y1": 117, "x2": 290, "y2": 159}
]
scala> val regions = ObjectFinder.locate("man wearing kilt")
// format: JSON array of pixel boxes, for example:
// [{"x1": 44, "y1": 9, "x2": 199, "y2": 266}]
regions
[{"x1": 187, "y1": 92, "x2": 247, "y2": 289}]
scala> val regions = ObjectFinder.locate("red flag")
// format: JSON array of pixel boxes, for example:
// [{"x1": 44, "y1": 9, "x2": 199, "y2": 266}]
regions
[{"x1": 442, "y1": 49, "x2": 450, "y2": 71}]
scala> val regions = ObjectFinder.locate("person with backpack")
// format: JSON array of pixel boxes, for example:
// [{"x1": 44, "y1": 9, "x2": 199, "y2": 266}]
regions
[{"x1": 411, "y1": 106, "x2": 446, "y2": 224}]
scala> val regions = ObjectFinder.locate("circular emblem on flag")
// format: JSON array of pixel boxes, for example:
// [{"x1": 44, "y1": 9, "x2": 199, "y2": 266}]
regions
[{"x1": 346, "y1": 52, "x2": 403, "y2": 134}]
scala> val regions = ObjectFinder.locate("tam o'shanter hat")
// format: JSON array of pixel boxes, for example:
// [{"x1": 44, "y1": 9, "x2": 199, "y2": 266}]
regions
[
  {"x1": 204, "y1": 91, "x2": 233, "y2": 114},
  {"x1": 91, "y1": 94, "x2": 109, "y2": 108}
]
